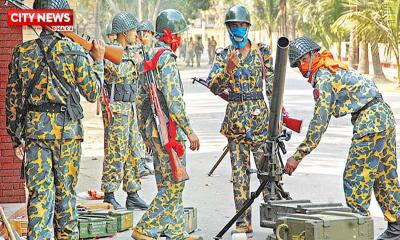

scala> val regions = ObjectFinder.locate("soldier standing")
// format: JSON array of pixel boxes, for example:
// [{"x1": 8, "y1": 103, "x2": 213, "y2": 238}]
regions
[
  {"x1": 101, "y1": 11, "x2": 148, "y2": 210},
  {"x1": 285, "y1": 36, "x2": 400, "y2": 240},
  {"x1": 207, "y1": 4, "x2": 274, "y2": 236},
  {"x1": 131, "y1": 9, "x2": 202, "y2": 240},
  {"x1": 6, "y1": 0, "x2": 105, "y2": 239}
]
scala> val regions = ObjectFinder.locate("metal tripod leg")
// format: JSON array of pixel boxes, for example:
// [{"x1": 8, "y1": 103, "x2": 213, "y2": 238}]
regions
[{"x1": 208, "y1": 145, "x2": 229, "y2": 176}]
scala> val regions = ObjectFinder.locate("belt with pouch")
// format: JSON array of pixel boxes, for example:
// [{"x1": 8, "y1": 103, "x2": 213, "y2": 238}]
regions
[
  {"x1": 351, "y1": 93, "x2": 383, "y2": 122},
  {"x1": 106, "y1": 83, "x2": 136, "y2": 102},
  {"x1": 228, "y1": 91, "x2": 264, "y2": 102},
  {"x1": 28, "y1": 103, "x2": 67, "y2": 113}
]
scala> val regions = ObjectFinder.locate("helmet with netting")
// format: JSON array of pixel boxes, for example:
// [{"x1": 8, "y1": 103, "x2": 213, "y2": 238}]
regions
[{"x1": 289, "y1": 36, "x2": 321, "y2": 67}]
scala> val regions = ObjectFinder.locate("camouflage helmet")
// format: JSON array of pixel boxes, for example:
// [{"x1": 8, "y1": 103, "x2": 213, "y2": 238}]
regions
[
  {"x1": 289, "y1": 36, "x2": 321, "y2": 67},
  {"x1": 33, "y1": 0, "x2": 70, "y2": 9},
  {"x1": 138, "y1": 20, "x2": 155, "y2": 33},
  {"x1": 156, "y1": 9, "x2": 188, "y2": 36},
  {"x1": 106, "y1": 23, "x2": 113, "y2": 35},
  {"x1": 225, "y1": 4, "x2": 251, "y2": 26},
  {"x1": 111, "y1": 11, "x2": 139, "y2": 35}
]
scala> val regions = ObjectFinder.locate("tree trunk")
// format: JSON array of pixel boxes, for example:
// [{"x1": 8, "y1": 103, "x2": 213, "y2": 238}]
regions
[
  {"x1": 151, "y1": 0, "x2": 161, "y2": 24},
  {"x1": 358, "y1": 41, "x2": 369, "y2": 74},
  {"x1": 348, "y1": 30, "x2": 359, "y2": 69},
  {"x1": 337, "y1": 35, "x2": 342, "y2": 60},
  {"x1": 268, "y1": 25, "x2": 273, "y2": 48},
  {"x1": 371, "y1": 42, "x2": 387, "y2": 82}
]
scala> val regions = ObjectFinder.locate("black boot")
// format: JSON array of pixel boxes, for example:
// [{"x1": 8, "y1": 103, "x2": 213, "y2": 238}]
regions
[
  {"x1": 377, "y1": 222, "x2": 400, "y2": 240},
  {"x1": 104, "y1": 192, "x2": 123, "y2": 210},
  {"x1": 126, "y1": 192, "x2": 149, "y2": 210}
]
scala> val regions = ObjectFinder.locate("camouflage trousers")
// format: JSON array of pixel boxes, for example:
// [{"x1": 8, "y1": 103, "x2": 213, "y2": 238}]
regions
[
  {"x1": 133, "y1": 137, "x2": 187, "y2": 239},
  {"x1": 25, "y1": 139, "x2": 81, "y2": 240},
  {"x1": 228, "y1": 139, "x2": 268, "y2": 228},
  {"x1": 101, "y1": 109, "x2": 143, "y2": 193},
  {"x1": 344, "y1": 126, "x2": 400, "y2": 222}
]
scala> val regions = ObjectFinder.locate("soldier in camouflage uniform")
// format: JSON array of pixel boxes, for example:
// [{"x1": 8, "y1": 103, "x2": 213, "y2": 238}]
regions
[
  {"x1": 207, "y1": 4, "x2": 273, "y2": 235},
  {"x1": 285, "y1": 36, "x2": 400, "y2": 240},
  {"x1": 131, "y1": 9, "x2": 202, "y2": 240},
  {"x1": 5, "y1": 0, "x2": 105, "y2": 239},
  {"x1": 101, "y1": 11, "x2": 148, "y2": 210}
]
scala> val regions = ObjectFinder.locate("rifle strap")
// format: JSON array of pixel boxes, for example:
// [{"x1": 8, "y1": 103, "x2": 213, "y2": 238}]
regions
[{"x1": 256, "y1": 45, "x2": 272, "y2": 109}]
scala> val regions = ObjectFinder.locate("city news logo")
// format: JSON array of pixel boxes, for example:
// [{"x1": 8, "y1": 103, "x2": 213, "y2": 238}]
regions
[{"x1": 7, "y1": 9, "x2": 74, "y2": 31}]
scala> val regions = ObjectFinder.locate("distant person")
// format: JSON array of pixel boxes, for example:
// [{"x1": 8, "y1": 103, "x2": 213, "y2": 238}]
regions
[
  {"x1": 186, "y1": 37, "x2": 195, "y2": 67},
  {"x1": 180, "y1": 38, "x2": 187, "y2": 60},
  {"x1": 194, "y1": 38, "x2": 204, "y2": 67},
  {"x1": 209, "y1": 36, "x2": 217, "y2": 64}
]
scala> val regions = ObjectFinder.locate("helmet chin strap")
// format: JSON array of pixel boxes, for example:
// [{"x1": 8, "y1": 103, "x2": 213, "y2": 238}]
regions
[{"x1": 304, "y1": 53, "x2": 314, "y2": 78}]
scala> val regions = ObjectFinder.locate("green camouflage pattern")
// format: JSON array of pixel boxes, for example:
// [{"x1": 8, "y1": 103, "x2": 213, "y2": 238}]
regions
[
  {"x1": 228, "y1": 140, "x2": 269, "y2": 228},
  {"x1": 101, "y1": 43, "x2": 143, "y2": 193},
  {"x1": 208, "y1": 43, "x2": 274, "y2": 144},
  {"x1": 293, "y1": 67, "x2": 400, "y2": 222},
  {"x1": 25, "y1": 139, "x2": 82, "y2": 240},
  {"x1": 293, "y1": 68, "x2": 395, "y2": 160},
  {"x1": 6, "y1": 32, "x2": 103, "y2": 147},
  {"x1": 6, "y1": 31, "x2": 103, "y2": 239},
  {"x1": 134, "y1": 41, "x2": 193, "y2": 238},
  {"x1": 344, "y1": 126, "x2": 400, "y2": 222}
]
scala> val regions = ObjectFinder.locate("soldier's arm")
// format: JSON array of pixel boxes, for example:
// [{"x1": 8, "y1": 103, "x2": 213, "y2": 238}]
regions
[
  {"x1": 6, "y1": 48, "x2": 23, "y2": 148},
  {"x1": 260, "y1": 44, "x2": 274, "y2": 106},
  {"x1": 136, "y1": 73, "x2": 150, "y2": 140},
  {"x1": 208, "y1": 50, "x2": 229, "y2": 95},
  {"x1": 160, "y1": 54, "x2": 194, "y2": 137},
  {"x1": 73, "y1": 47, "x2": 104, "y2": 103},
  {"x1": 292, "y1": 73, "x2": 335, "y2": 161}
]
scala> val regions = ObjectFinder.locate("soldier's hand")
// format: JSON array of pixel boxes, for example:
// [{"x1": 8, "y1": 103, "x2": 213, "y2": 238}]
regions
[
  {"x1": 284, "y1": 156, "x2": 301, "y2": 175},
  {"x1": 14, "y1": 144, "x2": 25, "y2": 161},
  {"x1": 134, "y1": 52, "x2": 143, "y2": 64},
  {"x1": 144, "y1": 140, "x2": 152, "y2": 155},
  {"x1": 90, "y1": 39, "x2": 106, "y2": 61},
  {"x1": 225, "y1": 50, "x2": 239, "y2": 75},
  {"x1": 188, "y1": 133, "x2": 200, "y2": 151}
]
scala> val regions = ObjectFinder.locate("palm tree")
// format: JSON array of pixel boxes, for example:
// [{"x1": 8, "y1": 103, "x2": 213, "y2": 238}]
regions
[
  {"x1": 253, "y1": 0, "x2": 278, "y2": 47},
  {"x1": 334, "y1": 0, "x2": 400, "y2": 84}
]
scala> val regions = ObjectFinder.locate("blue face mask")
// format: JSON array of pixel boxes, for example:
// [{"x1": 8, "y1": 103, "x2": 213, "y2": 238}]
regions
[{"x1": 228, "y1": 26, "x2": 248, "y2": 49}]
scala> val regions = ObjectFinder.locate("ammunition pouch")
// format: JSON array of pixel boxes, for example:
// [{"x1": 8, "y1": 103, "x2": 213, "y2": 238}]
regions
[
  {"x1": 66, "y1": 94, "x2": 84, "y2": 120},
  {"x1": 227, "y1": 91, "x2": 264, "y2": 102},
  {"x1": 106, "y1": 83, "x2": 136, "y2": 102},
  {"x1": 351, "y1": 93, "x2": 383, "y2": 122}
]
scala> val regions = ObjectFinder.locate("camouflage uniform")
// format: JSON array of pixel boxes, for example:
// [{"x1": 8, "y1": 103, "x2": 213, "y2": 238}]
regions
[
  {"x1": 6, "y1": 31, "x2": 103, "y2": 239},
  {"x1": 292, "y1": 67, "x2": 400, "y2": 222},
  {"x1": 134, "y1": 40, "x2": 193, "y2": 239},
  {"x1": 208, "y1": 42, "x2": 273, "y2": 228},
  {"x1": 101, "y1": 43, "x2": 143, "y2": 194}
]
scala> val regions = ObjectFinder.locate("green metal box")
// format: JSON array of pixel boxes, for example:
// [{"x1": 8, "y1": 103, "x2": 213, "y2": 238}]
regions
[
  {"x1": 83, "y1": 209, "x2": 134, "y2": 232},
  {"x1": 274, "y1": 211, "x2": 374, "y2": 240},
  {"x1": 78, "y1": 215, "x2": 117, "y2": 239}
]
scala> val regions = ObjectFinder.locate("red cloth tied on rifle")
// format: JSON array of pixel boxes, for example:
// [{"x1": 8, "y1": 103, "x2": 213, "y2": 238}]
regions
[
  {"x1": 142, "y1": 49, "x2": 167, "y2": 73},
  {"x1": 159, "y1": 28, "x2": 181, "y2": 52},
  {"x1": 165, "y1": 116, "x2": 185, "y2": 157}
]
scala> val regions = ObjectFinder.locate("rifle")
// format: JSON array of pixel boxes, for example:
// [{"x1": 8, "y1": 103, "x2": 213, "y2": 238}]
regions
[
  {"x1": 192, "y1": 77, "x2": 303, "y2": 133},
  {"x1": 141, "y1": 46, "x2": 189, "y2": 183},
  {"x1": 4, "y1": 0, "x2": 124, "y2": 65}
]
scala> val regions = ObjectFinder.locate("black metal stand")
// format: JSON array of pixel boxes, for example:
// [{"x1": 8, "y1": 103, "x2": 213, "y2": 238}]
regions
[{"x1": 208, "y1": 145, "x2": 229, "y2": 176}]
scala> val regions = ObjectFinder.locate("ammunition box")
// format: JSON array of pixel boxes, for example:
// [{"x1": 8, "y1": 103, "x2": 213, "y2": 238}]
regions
[
  {"x1": 274, "y1": 211, "x2": 374, "y2": 240},
  {"x1": 260, "y1": 200, "x2": 351, "y2": 228},
  {"x1": 82, "y1": 209, "x2": 134, "y2": 232},
  {"x1": 78, "y1": 215, "x2": 118, "y2": 239}
]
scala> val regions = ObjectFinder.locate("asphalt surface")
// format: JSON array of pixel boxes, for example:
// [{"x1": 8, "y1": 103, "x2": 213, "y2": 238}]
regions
[{"x1": 76, "y1": 62, "x2": 400, "y2": 240}]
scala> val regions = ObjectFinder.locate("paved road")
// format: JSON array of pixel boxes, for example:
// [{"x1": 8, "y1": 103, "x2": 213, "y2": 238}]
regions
[{"x1": 77, "y1": 63, "x2": 399, "y2": 240}]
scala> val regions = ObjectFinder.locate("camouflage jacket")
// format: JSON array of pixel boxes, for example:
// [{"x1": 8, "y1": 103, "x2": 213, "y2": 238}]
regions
[
  {"x1": 103, "y1": 42, "x2": 139, "y2": 113},
  {"x1": 137, "y1": 41, "x2": 193, "y2": 141},
  {"x1": 293, "y1": 68, "x2": 395, "y2": 160},
  {"x1": 6, "y1": 31, "x2": 103, "y2": 147},
  {"x1": 208, "y1": 42, "x2": 274, "y2": 144}
]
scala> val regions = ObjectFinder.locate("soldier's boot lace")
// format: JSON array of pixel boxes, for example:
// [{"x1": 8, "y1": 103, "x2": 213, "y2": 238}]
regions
[
  {"x1": 126, "y1": 192, "x2": 149, "y2": 210},
  {"x1": 377, "y1": 222, "x2": 400, "y2": 240},
  {"x1": 104, "y1": 192, "x2": 123, "y2": 210}
]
